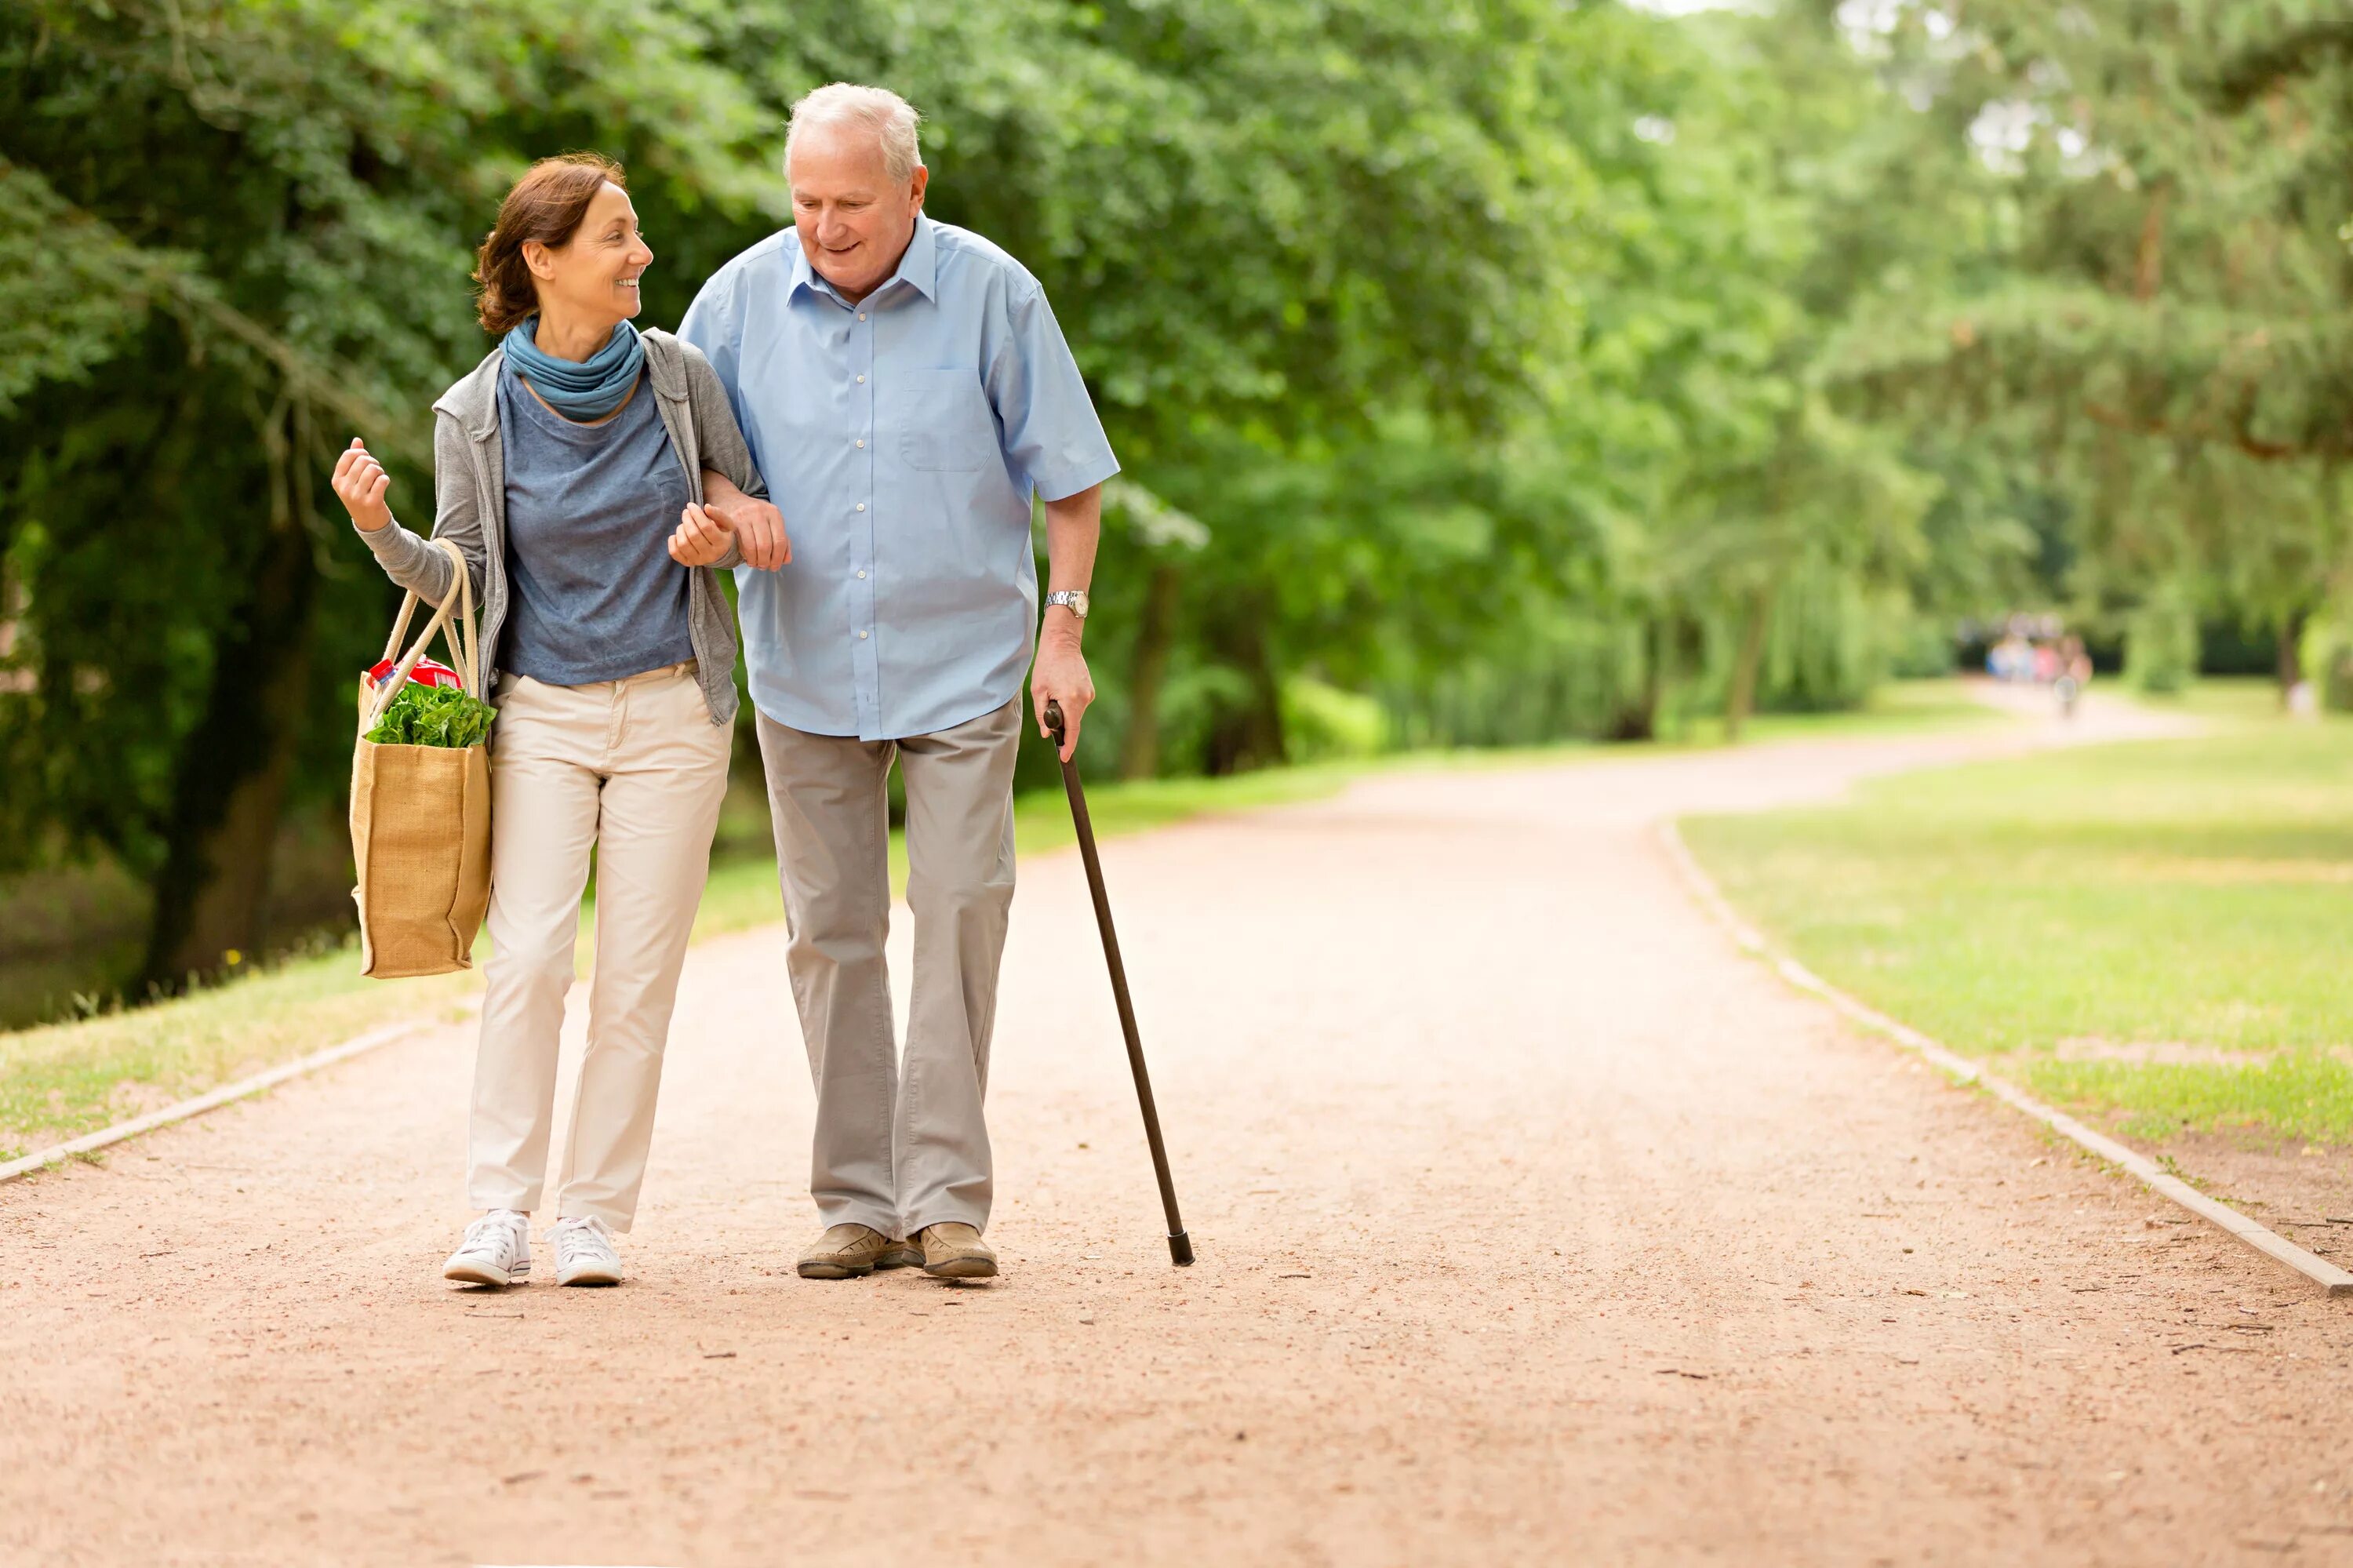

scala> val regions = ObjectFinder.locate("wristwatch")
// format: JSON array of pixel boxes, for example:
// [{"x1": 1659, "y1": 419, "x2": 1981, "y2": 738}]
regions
[{"x1": 1045, "y1": 588, "x2": 1090, "y2": 619}]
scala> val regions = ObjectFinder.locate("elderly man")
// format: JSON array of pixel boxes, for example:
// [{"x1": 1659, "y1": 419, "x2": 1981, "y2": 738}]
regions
[{"x1": 682, "y1": 83, "x2": 1116, "y2": 1282}]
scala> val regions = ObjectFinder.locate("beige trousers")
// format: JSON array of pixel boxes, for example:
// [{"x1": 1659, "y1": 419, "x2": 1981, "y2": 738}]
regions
[
  {"x1": 756, "y1": 698, "x2": 1021, "y2": 1237},
  {"x1": 469, "y1": 664, "x2": 731, "y2": 1229}
]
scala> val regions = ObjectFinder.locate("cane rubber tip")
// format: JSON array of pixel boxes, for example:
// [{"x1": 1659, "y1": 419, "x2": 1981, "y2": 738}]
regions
[{"x1": 1169, "y1": 1231, "x2": 1195, "y2": 1267}]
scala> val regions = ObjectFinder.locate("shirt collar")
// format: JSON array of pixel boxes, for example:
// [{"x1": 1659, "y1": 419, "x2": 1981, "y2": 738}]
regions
[
  {"x1": 787, "y1": 213, "x2": 940, "y2": 307},
  {"x1": 893, "y1": 214, "x2": 940, "y2": 301}
]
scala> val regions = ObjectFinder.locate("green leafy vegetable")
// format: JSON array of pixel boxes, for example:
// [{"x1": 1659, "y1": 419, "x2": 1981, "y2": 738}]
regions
[{"x1": 362, "y1": 681, "x2": 495, "y2": 749}]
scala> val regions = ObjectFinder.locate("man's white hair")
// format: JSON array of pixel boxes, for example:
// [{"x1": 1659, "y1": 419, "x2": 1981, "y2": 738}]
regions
[{"x1": 785, "y1": 83, "x2": 924, "y2": 186}]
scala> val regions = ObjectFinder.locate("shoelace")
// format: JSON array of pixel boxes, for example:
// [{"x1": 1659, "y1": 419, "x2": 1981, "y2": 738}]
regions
[
  {"x1": 456, "y1": 1212, "x2": 526, "y2": 1261},
  {"x1": 551, "y1": 1217, "x2": 614, "y2": 1261}
]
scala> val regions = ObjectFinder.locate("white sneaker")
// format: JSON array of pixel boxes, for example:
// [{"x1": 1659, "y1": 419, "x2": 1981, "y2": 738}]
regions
[
  {"x1": 551, "y1": 1215, "x2": 623, "y2": 1286},
  {"x1": 444, "y1": 1209, "x2": 532, "y2": 1286}
]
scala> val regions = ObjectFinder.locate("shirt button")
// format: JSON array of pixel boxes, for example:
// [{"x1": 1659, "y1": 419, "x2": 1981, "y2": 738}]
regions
[
  {"x1": 858, "y1": 630, "x2": 869, "y2": 639},
  {"x1": 856, "y1": 569, "x2": 867, "y2": 580},
  {"x1": 856, "y1": 439, "x2": 864, "y2": 449},
  {"x1": 856, "y1": 374, "x2": 866, "y2": 384},
  {"x1": 858, "y1": 312, "x2": 867, "y2": 321},
  {"x1": 856, "y1": 502, "x2": 866, "y2": 512}
]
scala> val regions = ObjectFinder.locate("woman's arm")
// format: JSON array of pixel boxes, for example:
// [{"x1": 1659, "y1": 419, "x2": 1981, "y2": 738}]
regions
[
  {"x1": 330, "y1": 417, "x2": 486, "y2": 608},
  {"x1": 682, "y1": 348, "x2": 788, "y2": 570}
]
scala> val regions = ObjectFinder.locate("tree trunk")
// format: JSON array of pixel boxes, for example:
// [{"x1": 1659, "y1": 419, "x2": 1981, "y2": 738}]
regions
[
  {"x1": 1202, "y1": 597, "x2": 1286, "y2": 775},
  {"x1": 1611, "y1": 610, "x2": 1669, "y2": 742},
  {"x1": 2133, "y1": 184, "x2": 2169, "y2": 301},
  {"x1": 1724, "y1": 584, "x2": 1773, "y2": 743},
  {"x1": 2278, "y1": 605, "x2": 2310, "y2": 705},
  {"x1": 1119, "y1": 561, "x2": 1182, "y2": 780},
  {"x1": 140, "y1": 514, "x2": 318, "y2": 991}
]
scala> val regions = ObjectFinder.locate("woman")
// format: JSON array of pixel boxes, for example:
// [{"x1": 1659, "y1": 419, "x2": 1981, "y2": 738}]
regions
[{"x1": 330, "y1": 153, "x2": 785, "y2": 1288}]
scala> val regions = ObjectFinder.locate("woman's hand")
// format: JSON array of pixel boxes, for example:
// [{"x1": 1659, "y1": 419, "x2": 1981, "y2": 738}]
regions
[
  {"x1": 330, "y1": 438, "x2": 394, "y2": 533},
  {"x1": 668, "y1": 502, "x2": 736, "y2": 567}
]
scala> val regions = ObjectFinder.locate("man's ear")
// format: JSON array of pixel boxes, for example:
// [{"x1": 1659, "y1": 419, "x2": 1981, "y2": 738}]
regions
[{"x1": 909, "y1": 165, "x2": 929, "y2": 214}]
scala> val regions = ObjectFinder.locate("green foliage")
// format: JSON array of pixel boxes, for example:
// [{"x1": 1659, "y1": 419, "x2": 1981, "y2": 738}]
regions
[
  {"x1": 2307, "y1": 617, "x2": 2353, "y2": 712},
  {"x1": 1279, "y1": 677, "x2": 1388, "y2": 765},
  {"x1": 1824, "y1": 0, "x2": 2353, "y2": 664},
  {"x1": 2126, "y1": 584, "x2": 2201, "y2": 694},
  {"x1": 360, "y1": 682, "x2": 493, "y2": 750}
]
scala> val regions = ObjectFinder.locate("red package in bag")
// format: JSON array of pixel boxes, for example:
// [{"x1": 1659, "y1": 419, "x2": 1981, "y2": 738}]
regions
[{"x1": 365, "y1": 656, "x2": 464, "y2": 693}]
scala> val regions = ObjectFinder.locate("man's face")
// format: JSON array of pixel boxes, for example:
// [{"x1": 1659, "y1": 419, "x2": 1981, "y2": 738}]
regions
[{"x1": 787, "y1": 124, "x2": 927, "y2": 303}]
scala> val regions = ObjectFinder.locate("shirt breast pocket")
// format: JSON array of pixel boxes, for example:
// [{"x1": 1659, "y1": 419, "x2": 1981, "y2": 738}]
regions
[{"x1": 899, "y1": 368, "x2": 999, "y2": 473}]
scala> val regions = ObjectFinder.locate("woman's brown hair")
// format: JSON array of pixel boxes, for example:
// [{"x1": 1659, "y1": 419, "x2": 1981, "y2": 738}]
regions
[{"x1": 471, "y1": 153, "x2": 627, "y2": 335}]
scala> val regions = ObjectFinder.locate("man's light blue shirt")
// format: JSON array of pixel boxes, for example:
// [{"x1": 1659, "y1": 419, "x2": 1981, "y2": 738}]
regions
[{"x1": 679, "y1": 215, "x2": 1119, "y2": 741}]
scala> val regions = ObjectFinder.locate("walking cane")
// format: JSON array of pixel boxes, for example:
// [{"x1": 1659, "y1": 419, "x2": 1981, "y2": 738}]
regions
[{"x1": 1044, "y1": 698, "x2": 1194, "y2": 1267}]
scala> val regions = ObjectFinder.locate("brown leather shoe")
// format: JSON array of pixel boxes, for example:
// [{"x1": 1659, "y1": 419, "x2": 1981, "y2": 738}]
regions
[
  {"x1": 798, "y1": 1223, "x2": 900, "y2": 1279},
  {"x1": 917, "y1": 1222, "x2": 998, "y2": 1279}
]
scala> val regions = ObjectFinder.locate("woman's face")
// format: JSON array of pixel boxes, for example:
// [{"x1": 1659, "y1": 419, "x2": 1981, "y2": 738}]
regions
[{"x1": 526, "y1": 182, "x2": 652, "y2": 327}]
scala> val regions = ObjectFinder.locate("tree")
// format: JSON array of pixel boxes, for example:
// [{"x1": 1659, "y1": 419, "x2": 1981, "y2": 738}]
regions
[
  {"x1": 1, "y1": 0, "x2": 2024, "y2": 1014},
  {"x1": 1820, "y1": 0, "x2": 2353, "y2": 694},
  {"x1": 0, "y1": 0, "x2": 774, "y2": 988}
]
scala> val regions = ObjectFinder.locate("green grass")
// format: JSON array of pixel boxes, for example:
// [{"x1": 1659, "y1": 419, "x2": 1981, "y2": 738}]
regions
[
  {"x1": 0, "y1": 958, "x2": 482, "y2": 1162},
  {"x1": 0, "y1": 678, "x2": 1995, "y2": 1162},
  {"x1": 1682, "y1": 678, "x2": 2353, "y2": 1145}
]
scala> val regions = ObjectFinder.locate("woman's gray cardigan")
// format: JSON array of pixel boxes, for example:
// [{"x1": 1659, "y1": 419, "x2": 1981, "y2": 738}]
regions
[{"x1": 355, "y1": 329, "x2": 762, "y2": 726}]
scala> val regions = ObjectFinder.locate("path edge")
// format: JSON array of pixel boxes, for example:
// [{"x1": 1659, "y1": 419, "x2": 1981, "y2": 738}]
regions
[
  {"x1": 0, "y1": 1017, "x2": 433, "y2": 1184},
  {"x1": 1658, "y1": 820, "x2": 2353, "y2": 1299}
]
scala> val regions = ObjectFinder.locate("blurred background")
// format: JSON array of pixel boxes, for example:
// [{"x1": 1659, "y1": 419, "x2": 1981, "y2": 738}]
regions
[{"x1": 2, "y1": 0, "x2": 2347, "y2": 1026}]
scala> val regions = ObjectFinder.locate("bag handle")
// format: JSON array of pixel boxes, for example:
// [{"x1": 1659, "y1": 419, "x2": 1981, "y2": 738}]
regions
[
  {"x1": 374, "y1": 547, "x2": 475, "y2": 681},
  {"x1": 441, "y1": 537, "x2": 481, "y2": 697},
  {"x1": 362, "y1": 538, "x2": 479, "y2": 733}
]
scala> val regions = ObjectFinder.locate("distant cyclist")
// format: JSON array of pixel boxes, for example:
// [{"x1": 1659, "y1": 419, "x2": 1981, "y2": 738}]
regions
[{"x1": 2053, "y1": 635, "x2": 2091, "y2": 719}]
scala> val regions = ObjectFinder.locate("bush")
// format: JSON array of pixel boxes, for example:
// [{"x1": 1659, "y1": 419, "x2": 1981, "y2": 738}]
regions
[
  {"x1": 1280, "y1": 677, "x2": 1390, "y2": 762},
  {"x1": 2307, "y1": 619, "x2": 2353, "y2": 714},
  {"x1": 2126, "y1": 588, "x2": 2199, "y2": 695},
  {"x1": 1886, "y1": 617, "x2": 1958, "y2": 679},
  {"x1": 1387, "y1": 615, "x2": 1647, "y2": 748}
]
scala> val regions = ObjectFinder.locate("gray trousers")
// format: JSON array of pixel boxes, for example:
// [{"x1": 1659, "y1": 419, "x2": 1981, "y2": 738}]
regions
[{"x1": 756, "y1": 698, "x2": 1020, "y2": 1237}]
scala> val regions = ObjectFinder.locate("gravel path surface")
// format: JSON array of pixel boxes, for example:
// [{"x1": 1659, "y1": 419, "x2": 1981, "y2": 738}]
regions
[{"x1": 7, "y1": 694, "x2": 2350, "y2": 1566}]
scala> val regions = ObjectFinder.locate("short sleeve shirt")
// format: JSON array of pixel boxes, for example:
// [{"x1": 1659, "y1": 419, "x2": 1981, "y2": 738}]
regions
[{"x1": 679, "y1": 216, "x2": 1119, "y2": 740}]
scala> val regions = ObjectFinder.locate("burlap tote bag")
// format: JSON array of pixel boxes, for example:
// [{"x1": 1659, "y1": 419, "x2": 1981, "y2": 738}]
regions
[{"x1": 349, "y1": 538, "x2": 493, "y2": 978}]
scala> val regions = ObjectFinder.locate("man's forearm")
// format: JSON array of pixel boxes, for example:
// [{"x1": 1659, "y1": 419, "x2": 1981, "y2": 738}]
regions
[
  {"x1": 1042, "y1": 483, "x2": 1103, "y2": 643},
  {"x1": 700, "y1": 467, "x2": 788, "y2": 569}
]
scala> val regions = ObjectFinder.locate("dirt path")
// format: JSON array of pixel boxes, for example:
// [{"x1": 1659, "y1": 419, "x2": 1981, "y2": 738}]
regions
[{"x1": 8, "y1": 691, "x2": 2350, "y2": 1566}]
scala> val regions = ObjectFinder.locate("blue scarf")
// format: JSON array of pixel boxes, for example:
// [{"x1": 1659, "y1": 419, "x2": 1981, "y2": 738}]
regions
[{"x1": 500, "y1": 317, "x2": 646, "y2": 421}]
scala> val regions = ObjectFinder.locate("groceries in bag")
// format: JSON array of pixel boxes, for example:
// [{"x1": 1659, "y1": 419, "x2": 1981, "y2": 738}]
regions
[
  {"x1": 362, "y1": 673, "x2": 495, "y2": 749},
  {"x1": 349, "y1": 538, "x2": 493, "y2": 978},
  {"x1": 365, "y1": 653, "x2": 463, "y2": 692}
]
